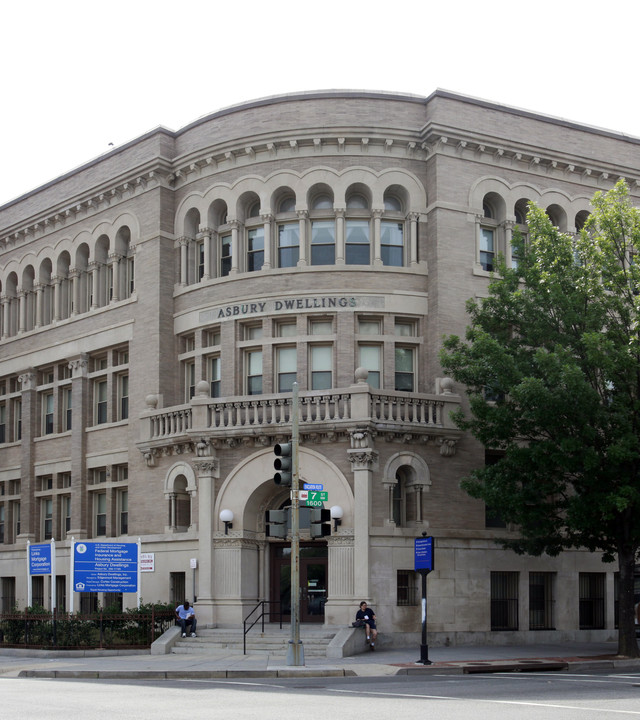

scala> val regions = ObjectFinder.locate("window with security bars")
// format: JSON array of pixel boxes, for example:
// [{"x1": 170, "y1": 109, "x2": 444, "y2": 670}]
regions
[
  {"x1": 397, "y1": 570, "x2": 418, "y2": 606},
  {"x1": 529, "y1": 572, "x2": 554, "y2": 630},
  {"x1": 491, "y1": 571, "x2": 519, "y2": 630},
  {"x1": 579, "y1": 572, "x2": 605, "y2": 629}
]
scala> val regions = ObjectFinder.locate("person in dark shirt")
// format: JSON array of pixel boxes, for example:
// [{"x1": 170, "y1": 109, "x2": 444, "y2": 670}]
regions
[{"x1": 355, "y1": 601, "x2": 377, "y2": 650}]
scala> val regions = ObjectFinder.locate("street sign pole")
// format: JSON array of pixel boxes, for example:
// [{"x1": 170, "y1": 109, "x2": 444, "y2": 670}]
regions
[
  {"x1": 286, "y1": 382, "x2": 304, "y2": 666},
  {"x1": 415, "y1": 533, "x2": 434, "y2": 665}
]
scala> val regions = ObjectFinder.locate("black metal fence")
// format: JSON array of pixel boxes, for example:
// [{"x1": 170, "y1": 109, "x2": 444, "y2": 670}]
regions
[{"x1": 0, "y1": 607, "x2": 175, "y2": 649}]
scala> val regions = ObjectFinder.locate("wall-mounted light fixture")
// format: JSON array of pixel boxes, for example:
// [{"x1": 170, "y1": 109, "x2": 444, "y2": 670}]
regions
[
  {"x1": 219, "y1": 508, "x2": 234, "y2": 535},
  {"x1": 330, "y1": 505, "x2": 343, "y2": 532}
]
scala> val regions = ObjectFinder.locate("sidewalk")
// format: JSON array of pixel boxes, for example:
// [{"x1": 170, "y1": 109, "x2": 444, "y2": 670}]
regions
[{"x1": 2, "y1": 641, "x2": 640, "y2": 680}]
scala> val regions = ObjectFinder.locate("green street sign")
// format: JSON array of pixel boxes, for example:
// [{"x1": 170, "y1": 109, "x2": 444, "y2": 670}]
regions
[{"x1": 307, "y1": 491, "x2": 328, "y2": 502}]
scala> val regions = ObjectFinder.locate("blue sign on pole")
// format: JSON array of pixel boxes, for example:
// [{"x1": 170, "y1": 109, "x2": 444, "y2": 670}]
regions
[
  {"x1": 303, "y1": 483, "x2": 323, "y2": 491},
  {"x1": 73, "y1": 542, "x2": 138, "y2": 593},
  {"x1": 414, "y1": 536, "x2": 434, "y2": 572},
  {"x1": 29, "y1": 543, "x2": 52, "y2": 575}
]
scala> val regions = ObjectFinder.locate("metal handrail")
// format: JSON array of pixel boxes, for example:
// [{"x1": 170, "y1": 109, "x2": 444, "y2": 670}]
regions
[{"x1": 242, "y1": 600, "x2": 282, "y2": 655}]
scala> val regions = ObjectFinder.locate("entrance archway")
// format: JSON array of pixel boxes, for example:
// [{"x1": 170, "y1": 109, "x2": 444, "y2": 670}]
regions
[{"x1": 270, "y1": 543, "x2": 327, "y2": 623}]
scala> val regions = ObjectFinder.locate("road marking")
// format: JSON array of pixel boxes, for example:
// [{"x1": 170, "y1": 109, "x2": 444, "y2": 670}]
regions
[
  {"x1": 181, "y1": 680, "x2": 287, "y2": 689},
  {"x1": 328, "y1": 688, "x2": 640, "y2": 715}
]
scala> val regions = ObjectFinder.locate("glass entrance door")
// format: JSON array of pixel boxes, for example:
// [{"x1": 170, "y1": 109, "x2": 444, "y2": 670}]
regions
[{"x1": 271, "y1": 544, "x2": 328, "y2": 623}]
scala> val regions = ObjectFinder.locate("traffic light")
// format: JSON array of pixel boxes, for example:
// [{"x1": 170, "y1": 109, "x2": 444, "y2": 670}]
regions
[
  {"x1": 273, "y1": 442, "x2": 293, "y2": 486},
  {"x1": 265, "y1": 509, "x2": 288, "y2": 538},
  {"x1": 310, "y1": 507, "x2": 331, "y2": 538}
]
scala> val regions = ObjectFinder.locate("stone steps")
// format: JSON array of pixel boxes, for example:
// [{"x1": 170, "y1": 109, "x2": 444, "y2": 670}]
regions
[{"x1": 171, "y1": 627, "x2": 338, "y2": 657}]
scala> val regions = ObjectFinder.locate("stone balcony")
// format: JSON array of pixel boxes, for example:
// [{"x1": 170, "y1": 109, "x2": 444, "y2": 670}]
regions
[{"x1": 137, "y1": 373, "x2": 463, "y2": 465}]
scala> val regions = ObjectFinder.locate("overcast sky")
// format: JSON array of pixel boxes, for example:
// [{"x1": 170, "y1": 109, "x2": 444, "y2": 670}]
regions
[{"x1": 2, "y1": 0, "x2": 639, "y2": 208}]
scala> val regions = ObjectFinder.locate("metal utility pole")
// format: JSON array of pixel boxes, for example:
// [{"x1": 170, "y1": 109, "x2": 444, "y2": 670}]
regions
[{"x1": 286, "y1": 381, "x2": 304, "y2": 666}]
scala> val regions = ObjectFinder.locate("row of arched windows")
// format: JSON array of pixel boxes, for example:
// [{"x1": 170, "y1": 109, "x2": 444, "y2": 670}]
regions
[
  {"x1": 0, "y1": 226, "x2": 134, "y2": 339},
  {"x1": 176, "y1": 181, "x2": 422, "y2": 286}
]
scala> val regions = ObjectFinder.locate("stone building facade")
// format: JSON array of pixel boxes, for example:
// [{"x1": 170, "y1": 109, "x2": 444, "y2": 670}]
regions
[{"x1": 1, "y1": 90, "x2": 638, "y2": 645}]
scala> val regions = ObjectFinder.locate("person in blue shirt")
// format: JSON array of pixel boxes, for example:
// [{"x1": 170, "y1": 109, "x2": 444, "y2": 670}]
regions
[{"x1": 175, "y1": 599, "x2": 197, "y2": 637}]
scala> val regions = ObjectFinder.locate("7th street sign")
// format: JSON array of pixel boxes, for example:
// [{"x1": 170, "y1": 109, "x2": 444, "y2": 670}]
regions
[{"x1": 298, "y1": 490, "x2": 329, "y2": 505}]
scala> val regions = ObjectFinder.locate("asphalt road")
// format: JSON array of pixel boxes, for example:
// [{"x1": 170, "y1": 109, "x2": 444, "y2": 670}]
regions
[{"x1": 3, "y1": 669, "x2": 640, "y2": 720}]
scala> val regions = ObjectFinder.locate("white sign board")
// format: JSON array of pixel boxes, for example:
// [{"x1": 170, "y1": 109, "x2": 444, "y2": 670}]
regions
[{"x1": 140, "y1": 552, "x2": 155, "y2": 572}]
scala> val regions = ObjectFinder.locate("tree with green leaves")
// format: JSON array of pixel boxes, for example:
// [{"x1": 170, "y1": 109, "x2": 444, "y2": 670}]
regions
[{"x1": 440, "y1": 180, "x2": 640, "y2": 657}]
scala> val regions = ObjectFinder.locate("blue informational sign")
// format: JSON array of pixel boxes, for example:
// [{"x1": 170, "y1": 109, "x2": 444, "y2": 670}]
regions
[
  {"x1": 415, "y1": 536, "x2": 434, "y2": 572},
  {"x1": 73, "y1": 542, "x2": 138, "y2": 593},
  {"x1": 29, "y1": 543, "x2": 52, "y2": 575},
  {"x1": 303, "y1": 483, "x2": 323, "y2": 491}
]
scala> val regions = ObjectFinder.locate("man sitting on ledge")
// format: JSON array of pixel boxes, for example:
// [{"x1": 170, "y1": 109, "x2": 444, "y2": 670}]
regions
[{"x1": 175, "y1": 599, "x2": 197, "y2": 637}]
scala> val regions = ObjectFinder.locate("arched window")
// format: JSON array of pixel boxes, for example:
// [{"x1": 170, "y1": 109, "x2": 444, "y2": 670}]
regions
[
  {"x1": 276, "y1": 194, "x2": 299, "y2": 268},
  {"x1": 346, "y1": 191, "x2": 371, "y2": 265},
  {"x1": 381, "y1": 191, "x2": 405, "y2": 267}
]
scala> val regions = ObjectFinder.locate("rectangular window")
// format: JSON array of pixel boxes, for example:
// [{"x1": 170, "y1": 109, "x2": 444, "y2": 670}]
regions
[
  {"x1": 0, "y1": 505, "x2": 4, "y2": 544},
  {"x1": 0, "y1": 403, "x2": 6, "y2": 443},
  {"x1": 1, "y1": 577, "x2": 16, "y2": 613},
  {"x1": 119, "y1": 490, "x2": 128, "y2": 535},
  {"x1": 32, "y1": 576, "x2": 44, "y2": 608},
  {"x1": 480, "y1": 228, "x2": 495, "y2": 271},
  {"x1": 276, "y1": 321, "x2": 298, "y2": 337},
  {"x1": 345, "y1": 220, "x2": 370, "y2": 264},
  {"x1": 13, "y1": 399, "x2": 21, "y2": 441},
  {"x1": 62, "y1": 496, "x2": 71, "y2": 536},
  {"x1": 359, "y1": 345, "x2": 381, "y2": 389},
  {"x1": 204, "y1": 329, "x2": 221, "y2": 347},
  {"x1": 247, "y1": 227, "x2": 264, "y2": 272},
  {"x1": 491, "y1": 571, "x2": 519, "y2": 630},
  {"x1": 127, "y1": 256, "x2": 135, "y2": 296},
  {"x1": 310, "y1": 220, "x2": 335, "y2": 265},
  {"x1": 381, "y1": 221, "x2": 404, "y2": 266},
  {"x1": 95, "y1": 493, "x2": 106, "y2": 537},
  {"x1": 185, "y1": 362, "x2": 195, "y2": 401},
  {"x1": 394, "y1": 320, "x2": 416, "y2": 337},
  {"x1": 220, "y1": 235, "x2": 232, "y2": 277},
  {"x1": 13, "y1": 501, "x2": 20, "y2": 538},
  {"x1": 277, "y1": 346, "x2": 297, "y2": 392},
  {"x1": 43, "y1": 498, "x2": 53, "y2": 540},
  {"x1": 246, "y1": 350, "x2": 263, "y2": 395},
  {"x1": 196, "y1": 239, "x2": 205, "y2": 280},
  {"x1": 579, "y1": 572, "x2": 605, "y2": 629},
  {"x1": 42, "y1": 393, "x2": 54, "y2": 435},
  {"x1": 310, "y1": 319, "x2": 332, "y2": 335},
  {"x1": 395, "y1": 347, "x2": 414, "y2": 391},
  {"x1": 529, "y1": 572, "x2": 554, "y2": 630},
  {"x1": 62, "y1": 388, "x2": 72, "y2": 431},
  {"x1": 278, "y1": 223, "x2": 299, "y2": 268},
  {"x1": 397, "y1": 570, "x2": 418, "y2": 606},
  {"x1": 245, "y1": 324, "x2": 263, "y2": 340},
  {"x1": 209, "y1": 356, "x2": 221, "y2": 398},
  {"x1": 358, "y1": 319, "x2": 381, "y2": 335},
  {"x1": 118, "y1": 374, "x2": 129, "y2": 420},
  {"x1": 310, "y1": 345, "x2": 332, "y2": 390},
  {"x1": 95, "y1": 380, "x2": 107, "y2": 424}
]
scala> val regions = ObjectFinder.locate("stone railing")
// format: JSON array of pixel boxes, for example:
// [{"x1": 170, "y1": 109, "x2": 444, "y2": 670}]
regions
[{"x1": 139, "y1": 379, "x2": 461, "y2": 450}]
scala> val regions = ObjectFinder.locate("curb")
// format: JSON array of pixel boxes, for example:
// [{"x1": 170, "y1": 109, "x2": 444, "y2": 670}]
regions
[{"x1": 18, "y1": 668, "x2": 356, "y2": 680}]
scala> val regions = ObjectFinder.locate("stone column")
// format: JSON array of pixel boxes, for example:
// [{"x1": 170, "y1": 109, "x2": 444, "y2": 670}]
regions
[
  {"x1": 373, "y1": 209, "x2": 383, "y2": 267},
  {"x1": 70, "y1": 268, "x2": 80, "y2": 316},
  {"x1": 198, "y1": 227, "x2": 212, "y2": 281},
  {"x1": 193, "y1": 457, "x2": 219, "y2": 626},
  {"x1": 34, "y1": 283, "x2": 43, "y2": 328},
  {"x1": 109, "y1": 253, "x2": 122, "y2": 302},
  {"x1": 178, "y1": 237, "x2": 189, "y2": 286},
  {"x1": 89, "y1": 262, "x2": 99, "y2": 310},
  {"x1": 229, "y1": 221, "x2": 239, "y2": 275},
  {"x1": 212, "y1": 538, "x2": 260, "y2": 625},
  {"x1": 51, "y1": 276, "x2": 61, "y2": 322},
  {"x1": 348, "y1": 435, "x2": 378, "y2": 601},
  {"x1": 409, "y1": 212, "x2": 419, "y2": 266},
  {"x1": 68, "y1": 355, "x2": 89, "y2": 538},
  {"x1": 17, "y1": 371, "x2": 36, "y2": 543},
  {"x1": 335, "y1": 208, "x2": 345, "y2": 265},
  {"x1": 18, "y1": 289, "x2": 26, "y2": 334},
  {"x1": 1, "y1": 294, "x2": 8, "y2": 338},
  {"x1": 297, "y1": 210, "x2": 308, "y2": 266},
  {"x1": 261, "y1": 214, "x2": 272, "y2": 269},
  {"x1": 324, "y1": 534, "x2": 355, "y2": 625}
]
